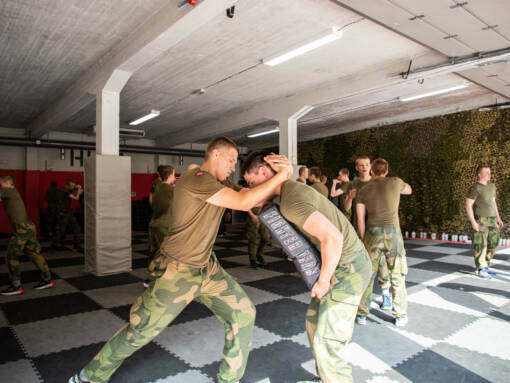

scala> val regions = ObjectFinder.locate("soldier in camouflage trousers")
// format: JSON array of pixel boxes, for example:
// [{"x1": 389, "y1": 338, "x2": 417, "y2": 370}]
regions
[
  {"x1": 7, "y1": 221, "x2": 52, "y2": 284},
  {"x1": 80, "y1": 254, "x2": 255, "y2": 383},
  {"x1": 466, "y1": 166, "x2": 504, "y2": 278},
  {"x1": 358, "y1": 226, "x2": 408, "y2": 319},
  {"x1": 246, "y1": 206, "x2": 271, "y2": 268},
  {"x1": 1, "y1": 175, "x2": 54, "y2": 295}
]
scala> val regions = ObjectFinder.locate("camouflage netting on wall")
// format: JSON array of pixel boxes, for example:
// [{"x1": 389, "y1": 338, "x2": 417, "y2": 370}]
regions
[{"x1": 298, "y1": 109, "x2": 510, "y2": 236}]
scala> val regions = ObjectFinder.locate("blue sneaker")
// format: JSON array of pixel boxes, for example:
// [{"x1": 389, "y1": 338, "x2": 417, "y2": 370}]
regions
[
  {"x1": 476, "y1": 268, "x2": 492, "y2": 279},
  {"x1": 486, "y1": 268, "x2": 497, "y2": 275},
  {"x1": 356, "y1": 315, "x2": 367, "y2": 325},
  {"x1": 380, "y1": 294, "x2": 392, "y2": 311}
]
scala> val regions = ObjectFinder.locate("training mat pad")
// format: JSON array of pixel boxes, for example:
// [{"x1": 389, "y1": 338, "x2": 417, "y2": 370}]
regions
[{"x1": 258, "y1": 205, "x2": 321, "y2": 290}]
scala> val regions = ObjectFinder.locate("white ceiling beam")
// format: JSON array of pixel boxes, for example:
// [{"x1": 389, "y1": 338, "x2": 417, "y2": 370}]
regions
[{"x1": 28, "y1": 0, "x2": 236, "y2": 139}]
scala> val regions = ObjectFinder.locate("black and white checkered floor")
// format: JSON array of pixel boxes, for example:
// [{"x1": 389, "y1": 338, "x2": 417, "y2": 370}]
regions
[{"x1": 1, "y1": 230, "x2": 510, "y2": 383}]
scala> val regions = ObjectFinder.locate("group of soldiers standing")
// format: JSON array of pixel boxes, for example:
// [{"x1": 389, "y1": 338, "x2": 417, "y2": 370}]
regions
[{"x1": 295, "y1": 157, "x2": 413, "y2": 327}]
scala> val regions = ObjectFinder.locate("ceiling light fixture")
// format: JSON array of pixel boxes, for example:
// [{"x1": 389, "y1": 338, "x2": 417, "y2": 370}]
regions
[
  {"x1": 129, "y1": 110, "x2": 160, "y2": 126},
  {"x1": 247, "y1": 128, "x2": 279, "y2": 138},
  {"x1": 263, "y1": 27, "x2": 343, "y2": 67},
  {"x1": 399, "y1": 84, "x2": 467, "y2": 102}
]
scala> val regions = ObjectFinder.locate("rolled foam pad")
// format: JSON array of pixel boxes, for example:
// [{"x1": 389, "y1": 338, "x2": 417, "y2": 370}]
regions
[{"x1": 258, "y1": 205, "x2": 321, "y2": 290}]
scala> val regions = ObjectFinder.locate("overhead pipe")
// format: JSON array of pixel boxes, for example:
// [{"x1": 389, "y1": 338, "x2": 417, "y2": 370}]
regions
[{"x1": 0, "y1": 137, "x2": 206, "y2": 158}]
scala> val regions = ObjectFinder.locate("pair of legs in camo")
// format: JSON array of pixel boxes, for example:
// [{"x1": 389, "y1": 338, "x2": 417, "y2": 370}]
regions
[
  {"x1": 78, "y1": 253, "x2": 255, "y2": 383},
  {"x1": 357, "y1": 226, "x2": 408, "y2": 322},
  {"x1": 306, "y1": 250, "x2": 372, "y2": 383}
]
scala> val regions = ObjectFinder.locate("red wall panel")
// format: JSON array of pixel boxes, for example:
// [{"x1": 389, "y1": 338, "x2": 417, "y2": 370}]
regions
[{"x1": 0, "y1": 169, "x2": 158, "y2": 234}]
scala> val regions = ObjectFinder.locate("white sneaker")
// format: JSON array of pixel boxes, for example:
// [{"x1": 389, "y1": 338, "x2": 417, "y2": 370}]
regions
[{"x1": 395, "y1": 316, "x2": 408, "y2": 327}]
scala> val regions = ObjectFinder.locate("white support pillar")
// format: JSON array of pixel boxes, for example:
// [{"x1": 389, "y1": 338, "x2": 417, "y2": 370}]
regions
[
  {"x1": 96, "y1": 70, "x2": 132, "y2": 155},
  {"x1": 279, "y1": 106, "x2": 314, "y2": 179},
  {"x1": 85, "y1": 69, "x2": 133, "y2": 275}
]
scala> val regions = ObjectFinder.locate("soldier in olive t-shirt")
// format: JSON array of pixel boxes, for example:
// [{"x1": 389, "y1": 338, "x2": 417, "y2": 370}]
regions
[
  {"x1": 355, "y1": 159, "x2": 412, "y2": 327},
  {"x1": 242, "y1": 151, "x2": 371, "y2": 383},
  {"x1": 311, "y1": 181, "x2": 329, "y2": 198},
  {"x1": 466, "y1": 166, "x2": 504, "y2": 277},
  {"x1": 148, "y1": 165, "x2": 176, "y2": 261},
  {"x1": 0, "y1": 175, "x2": 53, "y2": 295},
  {"x1": 71, "y1": 138, "x2": 293, "y2": 383}
]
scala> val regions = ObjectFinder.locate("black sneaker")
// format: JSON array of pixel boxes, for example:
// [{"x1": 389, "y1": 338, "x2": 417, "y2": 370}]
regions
[
  {"x1": 256, "y1": 256, "x2": 267, "y2": 266},
  {"x1": 1, "y1": 285, "x2": 25, "y2": 295},
  {"x1": 34, "y1": 280, "x2": 56, "y2": 290},
  {"x1": 73, "y1": 245, "x2": 84, "y2": 253},
  {"x1": 250, "y1": 260, "x2": 260, "y2": 269}
]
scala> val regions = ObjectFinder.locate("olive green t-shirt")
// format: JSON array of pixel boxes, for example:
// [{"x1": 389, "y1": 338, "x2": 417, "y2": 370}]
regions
[
  {"x1": 45, "y1": 186, "x2": 59, "y2": 207},
  {"x1": 311, "y1": 182, "x2": 329, "y2": 198},
  {"x1": 150, "y1": 183, "x2": 174, "y2": 228},
  {"x1": 160, "y1": 168, "x2": 235, "y2": 267},
  {"x1": 279, "y1": 180, "x2": 365, "y2": 267},
  {"x1": 58, "y1": 188, "x2": 73, "y2": 212},
  {"x1": 345, "y1": 178, "x2": 372, "y2": 230},
  {"x1": 150, "y1": 178, "x2": 162, "y2": 194},
  {"x1": 467, "y1": 182, "x2": 496, "y2": 217},
  {"x1": 356, "y1": 177, "x2": 405, "y2": 227},
  {"x1": 0, "y1": 187, "x2": 29, "y2": 225}
]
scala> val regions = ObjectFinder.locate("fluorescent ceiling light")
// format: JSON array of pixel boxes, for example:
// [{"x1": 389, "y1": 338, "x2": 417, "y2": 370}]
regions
[
  {"x1": 248, "y1": 128, "x2": 279, "y2": 138},
  {"x1": 264, "y1": 27, "x2": 343, "y2": 67},
  {"x1": 400, "y1": 84, "x2": 468, "y2": 102},
  {"x1": 129, "y1": 110, "x2": 160, "y2": 126}
]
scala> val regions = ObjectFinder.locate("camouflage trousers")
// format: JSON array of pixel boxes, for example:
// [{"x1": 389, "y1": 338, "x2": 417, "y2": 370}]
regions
[
  {"x1": 377, "y1": 255, "x2": 390, "y2": 290},
  {"x1": 7, "y1": 221, "x2": 51, "y2": 283},
  {"x1": 246, "y1": 220, "x2": 271, "y2": 261},
  {"x1": 148, "y1": 225, "x2": 167, "y2": 260},
  {"x1": 358, "y1": 226, "x2": 408, "y2": 318},
  {"x1": 83, "y1": 253, "x2": 255, "y2": 383},
  {"x1": 472, "y1": 216, "x2": 500, "y2": 270},
  {"x1": 306, "y1": 249, "x2": 371, "y2": 383},
  {"x1": 52, "y1": 211, "x2": 80, "y2": 246}
]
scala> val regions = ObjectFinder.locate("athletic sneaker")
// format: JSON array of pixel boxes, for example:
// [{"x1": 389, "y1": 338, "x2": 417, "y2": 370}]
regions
[
  {"x1": 476, "y1": 268, "x2": 492, "y2": 279},
  {"x1": 143, "y1": 279, "x2": 149, "y2": 288},
  {"x1": 34, "y1": 280, "x2": 56, "y2": 290},
  {"x1": 250, "y1": 260, "x2": 260, "y2": 269},
  {"x1": 486, "y1": 268, "x2": 497, "y2": 275},
  {"x1": 68, "y1": 374, "x2": 87, "y2": 383},
  {"x1": 380, "y1": 294, "x2": 392, "y2": 311},
  {"x1": 256, "y1": 256, "x2": 267, "y2": 266},
  {"x1": 395, "y1": 316, "x2": 408, "y2": 327},
  {"x1": 1, "y1": 285, "x2": 24, "y2": 295},
  {"x1": 355, "y1": 315, "x2": 367, "y2": 325}
]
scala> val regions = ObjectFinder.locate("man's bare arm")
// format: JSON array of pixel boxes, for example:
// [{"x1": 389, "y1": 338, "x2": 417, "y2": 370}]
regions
[
  {"x1": 493, "y1": 197, "x2": 504, "y2": 229},
  {"x1": 302, "y1": 211, "x2": 343, "y2": 300},
  {"x1": 330, "y1": 181, "x2": 345, "y2": 198},
  {"x1": 356, "y1": 203, "x2": 367, "y2": 240},
  {"x1": 465, "y1": 198, "x2": 479, "y2": 232},
  {"x1": 344, "y1": 189, "x2": 356, "y2": 212},
  {"x1": 401, "y1": 183, "x2": 412, "y2": 195},
  {"x1": 207, "y1": 155, "x2": 292, "y2": 211}
]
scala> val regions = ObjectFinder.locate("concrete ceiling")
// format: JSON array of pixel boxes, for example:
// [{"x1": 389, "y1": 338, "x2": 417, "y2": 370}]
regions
[{"x1": 0, "y1": 0, "x2": 509, "y2": 149}]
